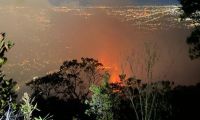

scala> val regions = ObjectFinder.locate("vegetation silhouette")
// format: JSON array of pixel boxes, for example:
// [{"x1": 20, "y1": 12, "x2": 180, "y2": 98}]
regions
[
  {"x1": 179, "y1": 0, "x2": 200, "y2": 59},
  {"x1": 0, "y1": 32, "x2": 17, "y2": 117},
  {"x1": 27, "y1": 58, "x2": 105, "y2": 120},
  {"x1": 170, "y1": 83, "x2": 200, "y2": 120},
  {"x1": 110, "y1": 77, "x2": 173, "y2": 120},
  {"x1": 26, "y1": 58, "x2": 200, "y2": 120}
]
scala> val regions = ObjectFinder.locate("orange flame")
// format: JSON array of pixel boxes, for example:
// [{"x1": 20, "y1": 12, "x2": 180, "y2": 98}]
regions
[{"x1": 99, "y1": 56, "x2": 120, "y2": 83}]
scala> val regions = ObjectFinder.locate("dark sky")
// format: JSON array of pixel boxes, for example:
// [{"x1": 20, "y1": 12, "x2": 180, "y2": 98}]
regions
[
  {"x1": 48, "y1": 0, "x2": 179, "y2": 6},
  {"x1": 0, "y1": 0, "x2": 179, "y2": 7}
]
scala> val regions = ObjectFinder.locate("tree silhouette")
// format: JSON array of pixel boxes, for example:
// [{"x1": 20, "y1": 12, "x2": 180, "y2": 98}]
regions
[
  {"x1": 186, "y1": 27, "x2": 200, "y2": 59},
  {"x1": 179, "y1": 0, "x2": 200, "y2": 23},
  {"x1": 179, "y1": 0, "x2": 200, "y2": 59},
  {"x1": 27, "y1": 57, "x2": 105, "y2": 119},
  {"x1": 118, "y1": 75, "x2": 173, "y2": 120},
  {"x1": 28, "y1": 58, "x2": 104, "y2": 101}
]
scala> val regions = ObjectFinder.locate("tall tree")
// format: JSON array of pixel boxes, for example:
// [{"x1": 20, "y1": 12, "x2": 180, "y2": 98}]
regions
[
  {"x1": 179, "y1": 0, "x2": 200, "y2": 59},
  {"x1": 27, "y1": 57, "x2": 105, "y2": 119}
]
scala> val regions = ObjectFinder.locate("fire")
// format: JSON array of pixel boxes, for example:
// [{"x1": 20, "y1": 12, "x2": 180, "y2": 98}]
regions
[
  {"x1": 99, "y1": 56, "x2": 120, "y2": 83},
  {"x1": 110, "y1": 70, "x2": 120, "y2": 83}
]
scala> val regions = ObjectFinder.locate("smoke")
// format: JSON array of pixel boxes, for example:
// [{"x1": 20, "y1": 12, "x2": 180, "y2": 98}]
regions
[{"x1": 0, "y1": 1, "x2": 199, "y2": 87}]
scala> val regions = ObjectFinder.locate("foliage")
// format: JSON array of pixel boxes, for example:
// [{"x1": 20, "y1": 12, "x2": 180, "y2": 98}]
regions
[
  {"x1": 0, "y1": 33, "x2": 50, "y2": 120},
  {"x1": 20, "y1": 93, "x2": 52, "y2": 120},
  {"x1": 179, "y1": 0, "x2": 200, "y2": 23},
  {"x1": 27, "y1": 58, "x2": 104, "y2": 101},
  {"x1": 0, "y1": 32, "x2": 16, "y2": 117},
  {"x1": 20, "y1": 93, "x2": 38, "y2": 120},
  {"x1": 0, "y1": 92, "x2": 52, "y2": 120},
  {"x1": 179, "y1": 0, "x2": 200, "y2": 59},
  {"x1": 85, "y1": 72, "x2": 120, "y2": 120},
  {"x1": 0, "y1": 33, "x2": 14, "y2": 66},
  {"x1": 0, "y1": 73, "x2": 17, "y2": 116},
  {"x1": 117, "y1": 76, "x2": 173, "y2": 120},
  {"x1": 186, "y1": 26, "x2": 200, "y2": 59},
  {"x1": 0, "y1": 97, "x2": 19, "y2": 120},
  {"x1": 27, "y1": 58, "x2": 105, "y2": 119},
  {"x1": 116, "y1": 42, "x2": 172, "y2": 120},
  {"x1": 34, "y1": 115, "x2": 52, "y2": 120}
]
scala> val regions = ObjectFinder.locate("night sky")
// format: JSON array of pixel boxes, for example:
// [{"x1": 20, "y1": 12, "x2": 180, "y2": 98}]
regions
[
  {"x1": 0, "y1": 0, "x2": 179, "y2": 6},
  {"x1": 48, "y1": 0, "x2": 179, "y2": 6}
]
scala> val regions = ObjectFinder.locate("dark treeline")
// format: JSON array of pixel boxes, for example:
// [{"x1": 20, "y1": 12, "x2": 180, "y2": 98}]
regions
[
  {"x1": 1, "y1": 56, "x2": 200, "y2": 120},
  {"x1": 25, "y1": 58, "x2": 200, "y2": 120}
]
